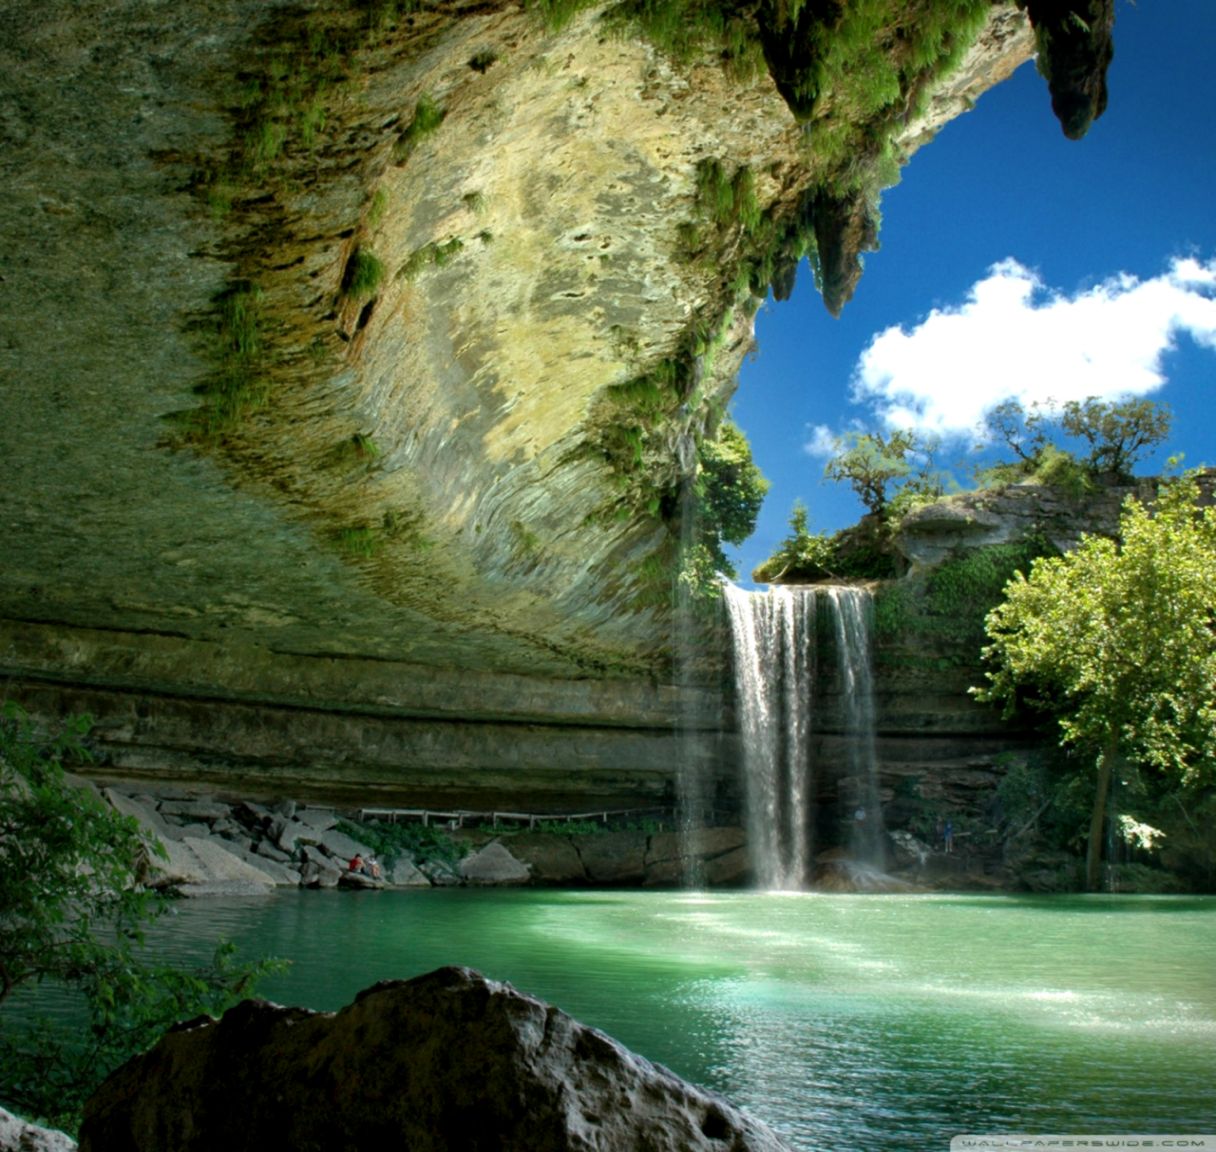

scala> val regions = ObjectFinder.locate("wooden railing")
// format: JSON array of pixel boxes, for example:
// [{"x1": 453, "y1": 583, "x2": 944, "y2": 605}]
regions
[{"x1": 356, "y1": 806, "x2": 671, "y2": 830}]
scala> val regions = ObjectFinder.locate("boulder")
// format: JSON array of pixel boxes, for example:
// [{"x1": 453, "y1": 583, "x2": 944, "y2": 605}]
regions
[
  {"x1": 225, "y1": 843, "x2": 302, "y2": 887},
  {"x1": 268, "y1": 815, "x2": 315, "y2": 854},
  {"x1": 702, "y1": 847, "x2": 751, "y2": 887},
  {"x1": 78, "y1": 968, "x2": 794, "y2": 1152},
  {"x1": 0, "y1": 1106, "x2": 75, "y2": 1152},
  {"x1": 157, "y1": 798, "x2": 231, "y2": 822},
  {"x1": 645, "y1": 827, "x2": 745, "y2": 868},
  {"x1": 299, "y1": 845, "x2": 343, "y2": 888},
  {"x1": 316, "y1": 825, "x2": 372, "y2": 862},
  {"x1": 233, "y1": 801, "x2": 274, "y2": 829},
  {"x1": 388, "y1": 858, "x2": 432, "y2": 888},
  {"x1": 299, "y1": 860, "x2": 340, "y2": 889},
  {"x1": 505, "y1": 834, "x2": 587, "y2": 884},
  {"x1": 253, "y1": 838, "x2": 294, "y2": 865},
  {"x1": 644, "y1": 828, "x2": 749, "y2": 886},
  {"x1": 152, "y1": 835, "x2": 277, "y2": 895},
  {"x1": 294, "y1": 806, "x2": 339, "y2": 832},
  {"x1": 458, "y1": 840, "x2": 531, "y2": 885},
  {"x1": 571, "y1": 831, "x2": 648, "y2": 884},
  {"x1": 419, "y1": 859, "x2": 462, "y2": 887},
  {"x1": 103, "y1": 789, "x2": 174, "y2": 842}
]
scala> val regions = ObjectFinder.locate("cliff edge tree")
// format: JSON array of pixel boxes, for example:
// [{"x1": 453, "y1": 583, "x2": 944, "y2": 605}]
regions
[
  {"x1": 0, "y1": 706, "x2": 279, "y2": 1132},
  {"x1": 823, "y1": 429, "x2": 918, "y2": 520},
  {"x1": 982, "y1": 396, "x2": 1172, "y2": 486},
  {"x1": 973, "y1": 474, "x2": 1216, "y2": 890}
]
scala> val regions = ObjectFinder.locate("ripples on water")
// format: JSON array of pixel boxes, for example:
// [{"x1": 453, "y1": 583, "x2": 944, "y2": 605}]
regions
[{"x1": 94, "y1": 892, "x2": 1216, "y2": 1149}]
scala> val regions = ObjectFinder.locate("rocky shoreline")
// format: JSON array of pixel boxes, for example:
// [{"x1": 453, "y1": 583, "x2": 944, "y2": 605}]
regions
[{"x1": 96, "y1": 785, "x2": 754, "y2": 894}]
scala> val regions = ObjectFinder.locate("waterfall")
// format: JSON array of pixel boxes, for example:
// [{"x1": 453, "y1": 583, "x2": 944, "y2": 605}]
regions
[
  {"x1": 825, "y1": 586, "x2": 885, "y2": 872},
  {"x1": 723, "y1": 582, "x2": 883, "y2": 888},
  {"x1": 673, "y1": 476, "x2": 711, "y2": 888},
  {"x1": 722, "y1": 584, "x2": 816, "y2": 889}
]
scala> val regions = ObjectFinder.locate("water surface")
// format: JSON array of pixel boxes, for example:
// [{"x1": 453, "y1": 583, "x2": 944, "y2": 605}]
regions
[{"x1": 151, "y1": 890, "x2": 1216, "y2": 1150}]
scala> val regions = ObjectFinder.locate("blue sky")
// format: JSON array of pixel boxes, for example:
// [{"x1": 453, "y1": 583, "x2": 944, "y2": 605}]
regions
[{"x1": 728, "y1": 0, "x2": 1216, "y2": 585}]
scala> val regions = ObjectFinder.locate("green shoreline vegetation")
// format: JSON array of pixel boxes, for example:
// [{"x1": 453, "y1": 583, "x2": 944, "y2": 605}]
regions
[{"x1": 0, "y1": 707, "x2": 281, "y2": 1132}]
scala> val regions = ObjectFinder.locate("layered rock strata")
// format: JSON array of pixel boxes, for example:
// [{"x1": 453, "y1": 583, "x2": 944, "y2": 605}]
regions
[{"x1": 0, "y1": 0, "x2": 1038, "y2": 808}]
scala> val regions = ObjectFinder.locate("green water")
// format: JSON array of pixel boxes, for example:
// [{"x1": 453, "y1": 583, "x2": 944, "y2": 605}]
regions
[{"x1": 148, "y1": 890, "x2": 1214, "y2": 1150}]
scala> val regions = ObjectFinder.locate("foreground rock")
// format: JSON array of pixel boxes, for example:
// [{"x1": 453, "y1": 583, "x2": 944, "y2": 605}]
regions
[
  {"x1": 79, "y1": 967, "x2": 794, "y2": 1152},
  {"x1": 0, "y1": 1107, "x2": 75, "y2": 1152}
]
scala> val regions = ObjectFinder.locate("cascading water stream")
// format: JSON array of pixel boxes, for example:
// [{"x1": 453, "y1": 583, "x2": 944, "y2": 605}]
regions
[
  {"x1": 722, "y1": 582, "x2": 883, "y2": 889},
  {"x1": 722, "y1": 584, "x2": 816, "y2": 889},
  {"x1": 825, "y1": 586, "x2": 885, "y2": 871}
]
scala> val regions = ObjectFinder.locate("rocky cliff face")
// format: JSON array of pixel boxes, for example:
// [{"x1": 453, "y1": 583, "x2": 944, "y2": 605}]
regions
[{"x1": 1, "y1": 0, "x2": 1054, "y2": 806}]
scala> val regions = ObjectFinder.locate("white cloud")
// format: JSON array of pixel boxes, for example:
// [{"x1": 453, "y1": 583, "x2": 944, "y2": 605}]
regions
[
  {"x1": 845, "y1": 256, "x2": 1216, "y2": 441},
  {"x1": 804, "y1": 424, "x2": 839, "y2": 458}
]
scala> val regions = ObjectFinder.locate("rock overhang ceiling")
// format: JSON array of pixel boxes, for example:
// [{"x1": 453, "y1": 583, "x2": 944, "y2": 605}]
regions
[
  {"x1": 0, "y1": 0, "x2": 1114, "y2": 801},
  {"x1": 0, "y1": 0, "x2": 1057, "y2": 677}
]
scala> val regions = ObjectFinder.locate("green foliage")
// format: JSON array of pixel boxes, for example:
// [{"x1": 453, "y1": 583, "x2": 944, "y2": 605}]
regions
[
  {"x1": 605, "y1": 0, "x2": 765, "y2": 80},
  {"x1": 678, "y1": 419, "x2": 768, "y2": 607},
  {"x1": 338, "y1": 819, "x2": 460, "y2": 870},
  {"x1": 695, "y1": 419, "x2": 769, "y2": 553},
  {"x1": 397, "y1": 237, "x2": 465, "y2": 281},
  {"x1": 335, "y1": 524, "x2": 380, "y2": 557},
  {"x1": 329, "y1": 432, "x2": 381, "y2": 470},
  {"x1": 367, "y1": 188, "x2": 389, "y2": 229},
  {"x1": 524, "y1": 0, "x2": 595, "y2": 33},
  {"x1": 980, "y1": 396, "x2": 1171, "y2": 488},
  {"x1": 188, "y1": 283, "x2": 268, "y2": 442},
  {"x1": 975, "y1": 474, "x2": 1216, "y2": 887},
  {"x1": 1059, "y1": 396, "x2": 1172, "y2": 480},
  {"x1": 822, "y1": 428, "x2": 941, "y2": 520},
  {"x1": 394, "y1": 94, "x2": 446, "y2": 162},
  {"x1": 342, "y1": 249, "x2": 385, "y2": 301},
  {"x1": 873, "y1": 536, "x2": 1052, "y2": 649},
  {"x1": 528, "y1": 819, "x2": 605, "y2": 836},
  {"x1": 693, "y1": 159, "x2": 760, "y2": 232},
  {"x1": 0, "y1": 707, "x2": 279, "y2": 1131},
  {"x1": 752, "y1": 502, "x2": 835, "y2": 583},
  {"x1": 510, "y1": 520, "x2": 543, "y2": 562}
]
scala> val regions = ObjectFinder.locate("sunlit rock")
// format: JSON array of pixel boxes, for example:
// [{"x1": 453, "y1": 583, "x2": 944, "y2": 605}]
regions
[{"x1": 0, "y1": 1107, "x2": 75, "y2": 1152}]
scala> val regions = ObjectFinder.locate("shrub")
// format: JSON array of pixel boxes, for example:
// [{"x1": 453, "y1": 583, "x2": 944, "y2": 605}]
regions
[
  {"x1": 394, "y1": 94, "x2": 446, "y2": 161},
  {"x1": 0, "y1": 707, "x2": 279, "y2": 1132},
  {"x1": 342, "y1": 249, "x2": 385, "y2": 301}
]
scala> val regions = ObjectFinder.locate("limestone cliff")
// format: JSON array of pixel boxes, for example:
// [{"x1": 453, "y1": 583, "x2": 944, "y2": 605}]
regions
[{"x1": 0, "y1": 0, "x2": 1089, "y2": 806}]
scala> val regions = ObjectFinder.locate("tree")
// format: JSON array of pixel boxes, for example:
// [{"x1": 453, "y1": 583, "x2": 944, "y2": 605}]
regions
[
  {"x1": 974, "y1": 474, "x2": 1216, "y2": 889},
  {"x1": 0, "y1": 705, "x2": 280, "y2": 1131},
  {"x1": 695, "y1": 419, "x2": 769, "y2": 559},
  {"x1": 751, "y1": 501, "x2": 836, "y2": 583},
  {"x1": 982, "y1": 398, "x2": 1053, "y2": 469},
  {"x1": 1059, "y1": 396, "x2": 1172, "y2": 480},
  {"x1": 823, "y1": 429, "x2": 919, "y2": 519},
  {"x1": 980, "y1": 396, "x2": 1171, "y2": 485}
]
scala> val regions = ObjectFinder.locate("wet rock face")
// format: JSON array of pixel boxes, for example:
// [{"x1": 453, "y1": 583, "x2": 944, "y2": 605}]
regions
[{"x1": 79, "y1": 967, "x2": 795, "y2": 1152}]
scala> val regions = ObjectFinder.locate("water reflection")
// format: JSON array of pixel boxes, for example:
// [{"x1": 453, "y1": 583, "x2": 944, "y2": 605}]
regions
[{"x1": 138, "y1": 890, "x2": 1216, "y2": 1150}]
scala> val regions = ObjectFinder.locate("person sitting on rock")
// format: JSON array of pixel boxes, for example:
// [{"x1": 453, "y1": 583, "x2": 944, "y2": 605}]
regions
[
  {"x1": 349, "y1": 853, "x2": 365, "y2": 873},
  {"x1": 367, "y1": 857, "x2": 382, "y2": 880}
]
